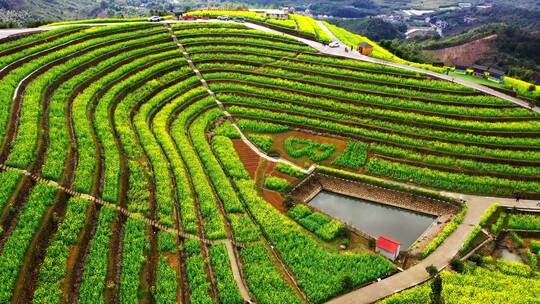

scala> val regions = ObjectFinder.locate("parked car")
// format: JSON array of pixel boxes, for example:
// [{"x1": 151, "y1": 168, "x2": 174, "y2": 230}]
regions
[
  {"x1": 182, "y1": 15, "x2": 196, "y2": 20},
  {"x1": 147, "y1": 16, "x2": 161, "y2": 22},
  {"x1": 233, "y1": 17, "x2": 246, "y2": 23},
  {"x1": 217, "y1": 15, "x2": 230, "y2": 21},
  {"x1": 328, "y1": 41, "x2": 340, "y2": 48}
]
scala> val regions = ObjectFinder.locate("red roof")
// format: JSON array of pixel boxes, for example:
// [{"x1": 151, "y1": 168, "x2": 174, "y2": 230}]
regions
[{"x1": 376, "y1": 236, "x2": 400, "y2": 253}]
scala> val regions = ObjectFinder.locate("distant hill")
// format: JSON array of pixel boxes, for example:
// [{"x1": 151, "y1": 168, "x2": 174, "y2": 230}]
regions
[
  {"x1": 0, "y1": 0, "x2": 174, "y2": 26},
  {"x1": 419, "y1": 24, "x2": 540, "y2": 82}
]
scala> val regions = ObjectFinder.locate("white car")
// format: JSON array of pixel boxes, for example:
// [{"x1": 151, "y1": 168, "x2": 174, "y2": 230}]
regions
[
  {"x1": 328, "y1": 41, "x2": 340, "y2": 48},
  {"x1": 148, "y1": 16, "x2": 161, "y2": 22},
  {"x1": 217, "y1": 15, "x2": 230, "y2": 21}
]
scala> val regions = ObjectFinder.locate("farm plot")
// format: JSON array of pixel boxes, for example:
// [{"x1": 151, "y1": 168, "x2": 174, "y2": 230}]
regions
[{"x1": 0, "y1": 21, "x2": 538, "y2": 304}]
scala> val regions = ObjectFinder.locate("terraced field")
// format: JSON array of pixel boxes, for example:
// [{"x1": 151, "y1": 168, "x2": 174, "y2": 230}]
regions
[{"x1": 0, "y1": 20, "x2": 539, "y2": 304}]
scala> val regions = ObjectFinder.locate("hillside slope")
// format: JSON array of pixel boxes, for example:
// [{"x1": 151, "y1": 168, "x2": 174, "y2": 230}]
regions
[{"x1": 422, "y1": 34, "x2": 497, "y2": 66}]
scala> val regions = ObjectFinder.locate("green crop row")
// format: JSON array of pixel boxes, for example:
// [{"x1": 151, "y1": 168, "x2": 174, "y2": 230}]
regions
[
  {"x1": 228, "y1": 214, "x2": 261, "y2": 243},
  {"x1": 365, "y1": 158, "x2": 540, "y2": 196},
  {"x1": 119, "y1": 218, "x2": 148, "y2": 303},
  {"x1": 41, "y1": 33, "x2": 172, "y2": 181},
  {"x1": 491, "y1": 212, "x2": 506, "y2": 234},
  {"x1": 275, "y1": 163, "x2": 305, "y2": 178},
  {"x1": 205, "y1": 71, "x2": 535, "y2": 118},
  {"x1": 78, "y1": 207, "x2": 116, "y2": 304},
  {"x1": 33, "y1": 197, "x2": 88, "y2": 304},
  {"x1": 95, "y1": 58, "x2": 185, "y2": 202},
  {"x1": 508, "y1": 214, "x2": 540, "y2": 230},
  {"x1": 175, "y1": 27, "x2": 301, "y2": 44},
  {"x1": 381, "y1": 260, "x2": 539, "y2": 303},
  {"x1": 0, "y1": 170, "x2": 22, "y2": 212},
  {"x1": 155, "y1": 256, "x2": 178, "y2": 304},
  {"x1": 134, "y1": 72, "x2": 199, "y2": 227},
  {"x1": 422, "y1": 204, "x2": 467, "y2": 258},
  {"x1": 212, "y1": 121, "x2": 240, "y2": 139},
  {"x1": 4, "y1": 29, "x2": 168, "y2": 170},
  {"x1": 332, "y1": 141, "x2": 368, "y2": 169},
  {"x1": 284, "y1": 136, "x2": 336, "y2": 162},
  {"x1": 184, "y1": 239, "x2": 214, "y2": 304},
  {"x1": 152, "y1": 86, "x2": 209, "y2": 234},
  {"x1": 459, "y1": 225, "x2": 482, "y2": 254},
  {"x1": 209, "y1": 244, "x2": 243, "y2": 304},
  {"x1": 189, "y1": 45, "x2": 299, "y2": 61},
  {"x1": 264, "y1": 175, "x2": 290, "y2": 192},
  {"x1": 212, "y1": 135, "x2": 250, "y2": 179},
  {"x1": 247, "y1": 134, "x2": 273, "y2": 152},
  {"x1": 210, "y1": 81, "x2": 540, "y2": 149},
  {"x1": 234, "y1": 178, "x2": 394, "y2": 303},
  {"x1": 240, "y1": 243, "x2": 304, "y2": 304},
  {"x1": 291, "y1": 14, "x2": 332, "y2": 42},
  {"x1": 0, "y1": 24, "x2": 159, "y2": 69},
  {"x1": 171, "y1": 22, "x2": 247, "y2": 30},
  {"x1": 288, "y1": 205, "x2": 345, "y2": 241},
  {"x1": 181, "y1": 36, "x2": 315, "y2": 53},
  {"x1": 188, "y1": 108, "x2": 244, "y2": 213},
  {"x1": 371, "y1": 143, "x2": 540, "y2": 178},
  {"x1": 71, "y1": 45, "x2": 177, "y2": 193},
  {"x1": 171, "y1": 99, "x2": 227, "y2": 239},
  {"x1": 224, "y1": 105, "x2": 540, "y2": 162},
  {"x1": 0, "y1": 183, "x2": 57, "y2": 303},
  {"x1": 237, "y1": 119, "x2": 291, "y2": 133},
  {"x1": 209, "y1": 78, "x2": 539, "y2": 133},
  {"x1": 199, "y1": 61, "x2": 508, "y2": 106},
  {"x1": 479, "y1": 203, "x2": 500, "y2": 227},
  {"x1": 0, "y1": 26, "x2": 82, "y2": 54},
  {"x1": 192, "y1": 52, "x2": 464, "y2": 92}
]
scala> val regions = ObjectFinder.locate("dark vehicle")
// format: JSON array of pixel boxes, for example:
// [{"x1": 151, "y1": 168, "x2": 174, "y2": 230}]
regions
[{"x1": 233, "y1": 17, "x2": 246, "y2": 23}]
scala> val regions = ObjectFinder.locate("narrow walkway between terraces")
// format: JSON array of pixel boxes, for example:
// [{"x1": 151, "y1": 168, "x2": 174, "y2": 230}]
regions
[
  {"x1": 0, "y1": 163, "x2": 243, "y2": 247},
  {"x1": 164, "y1": 24, "x2": 254, "y2": 303}
]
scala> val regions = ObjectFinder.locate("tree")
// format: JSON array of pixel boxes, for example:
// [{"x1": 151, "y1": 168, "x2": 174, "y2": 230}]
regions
[{"x1": 430, "y1": 274, "x2": 444, "y2": 304}]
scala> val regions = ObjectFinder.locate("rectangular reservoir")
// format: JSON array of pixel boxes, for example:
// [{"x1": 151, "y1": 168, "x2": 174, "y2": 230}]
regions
[{"x1": 309, "y1": 191, "x2": 436, "y2": 250}]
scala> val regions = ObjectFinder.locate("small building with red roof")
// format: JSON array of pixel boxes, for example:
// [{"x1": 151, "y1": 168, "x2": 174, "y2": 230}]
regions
[{"x1": 375, "y1": 236, "x2": 400, "y2": 261}]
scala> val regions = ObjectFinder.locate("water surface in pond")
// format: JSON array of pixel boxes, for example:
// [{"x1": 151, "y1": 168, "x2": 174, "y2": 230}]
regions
[{"x1": 309, "y1": 191, "x2": 435, "y2": 250}]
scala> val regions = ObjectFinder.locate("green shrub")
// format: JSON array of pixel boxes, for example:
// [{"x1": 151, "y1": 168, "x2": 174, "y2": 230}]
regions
[
  {"x1": 288, "y1": 204, "x2": 313, "y2": 220},
  {"x1": 332, "y1": 141, "x2": 368, "y2": 169},
  {"x1": 479, "y1": 203, "x2": 500, "y2": 227},
  {"x1": 213, "y1": 121, "x2": 240, "y2": 138},
  {"x1": 248, "y1": 134, "x2": 274, "y2": 152},
  {"x1": 490, "y1": 212, "x2": 506, "y2": 234},
  {"x1": 275, "y1": 163, "x2": 306, "y2": 178},
  {"x1": 460, "y1": 225, "x2": 481, "y2": 254},
  {"x1": 508, "y1": 214, "x2": 540, "y2": 230},
  {"x1": 264, "y1": 176, "x2": 290, "y2": 192},
  {"x1": 284, "y1": 137, "x2": 336, "y2": 162}
]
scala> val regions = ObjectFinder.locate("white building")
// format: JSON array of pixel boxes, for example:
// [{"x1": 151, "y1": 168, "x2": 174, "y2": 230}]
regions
[{"x1": 375, "y1": 236, "x2": 401, "y2": 261}]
